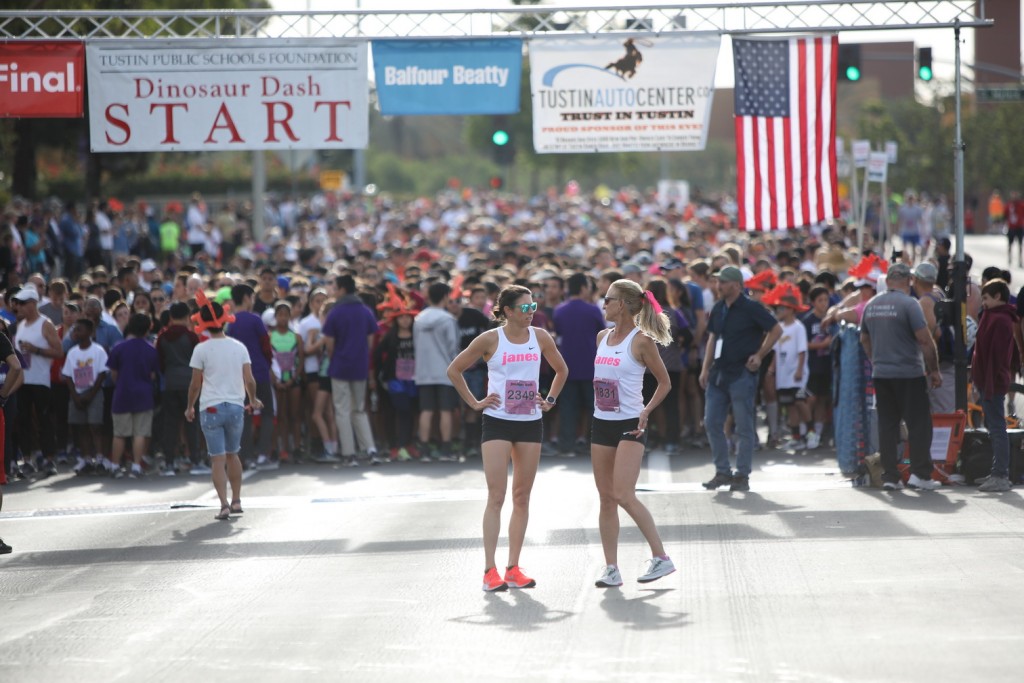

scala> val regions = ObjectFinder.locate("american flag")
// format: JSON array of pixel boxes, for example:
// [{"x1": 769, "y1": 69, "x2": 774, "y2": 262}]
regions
[{"x1": 733, "y1": 35, "x2": 839, "y2": 231}]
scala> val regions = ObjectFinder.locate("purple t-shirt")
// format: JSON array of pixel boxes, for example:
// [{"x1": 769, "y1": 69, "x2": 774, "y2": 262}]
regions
[
  {"x1": 553, "y1": 298, "x2": 607, "y2": 381},
  {"x1": 322, "y1": 298, "x2": 379, "y2": 381},
  {"x1": 227, "y1": 310, "x2": 271, "y2": 383},
  {"x1": 107, "y1": 337, "x2": 159, "y2": 414}
]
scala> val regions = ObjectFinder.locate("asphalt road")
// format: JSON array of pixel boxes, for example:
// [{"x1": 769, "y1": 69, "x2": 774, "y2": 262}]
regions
[
  {"x1": 2, "y1": 444, "x2": 1022, "y2": 683},
  {"x1": 2, "y1": 233, "x2": 1022, "y2": 683}
]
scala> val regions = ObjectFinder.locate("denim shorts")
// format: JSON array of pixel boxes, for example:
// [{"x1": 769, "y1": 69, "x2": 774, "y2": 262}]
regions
[{"x1": 199, "y1": 402, "x2": 245, "y2": 456}]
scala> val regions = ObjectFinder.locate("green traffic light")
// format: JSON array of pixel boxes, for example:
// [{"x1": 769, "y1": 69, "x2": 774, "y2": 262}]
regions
[
  {"x1": 492, "y1": 130, "x2": 509, "y2": 146},
  {"x1": 845, "y1": 65, "x2": 861, "y2": 81},
  {"x1": 919, "y1": 66, "x2": 933, "y2": 81}
]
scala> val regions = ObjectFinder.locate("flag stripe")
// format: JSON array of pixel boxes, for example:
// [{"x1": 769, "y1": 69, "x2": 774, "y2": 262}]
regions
[
  {"x1": 741, "y1": 115, "x2": 749, "y2": 227},
  {"x1": 752, "y1": 117, "x2": 762, "y2": 229},
  {"x1": 766, "y1": 117, "x2": 777, "y2": 229},
  {"x1": 733, "y1": 34, "x2": 839, "y2": 231},
  {"x1": 798, "y1": 39, "x2": 811, "y2": 229},
  {"x1": 814, "y1": 37, "x2": 825, "y2": 223}
]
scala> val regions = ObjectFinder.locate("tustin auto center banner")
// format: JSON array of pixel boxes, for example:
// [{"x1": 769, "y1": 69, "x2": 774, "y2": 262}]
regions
[
  {"x1": 0, "y1": 41, "x2": 84, "y2": 118},
  {"x1": 529, "y1": 36, "x2": 720, "y2": 154},
  {"x1": 86, "y1": 39, "x2": 368, "y2": 152}
]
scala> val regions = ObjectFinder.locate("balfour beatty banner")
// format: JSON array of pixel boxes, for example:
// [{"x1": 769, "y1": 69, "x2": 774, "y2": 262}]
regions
[
  {"x1": 372, "y1": 39, "x2": 522, "y2": 115},
  {"x1": 529, "y1": 36, "x2": 720, "y2": 154},
  {"x1": 0, "y1": 41, "x2": 84, "y2": 118},
  {"x1": 87, "y1": 39, "x2": 368, "y2": 152}
]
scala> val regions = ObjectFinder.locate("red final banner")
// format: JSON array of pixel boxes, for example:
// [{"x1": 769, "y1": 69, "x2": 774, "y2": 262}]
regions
[{"x1": 0, "y1": 41, "x2": 84, "y2": 118}]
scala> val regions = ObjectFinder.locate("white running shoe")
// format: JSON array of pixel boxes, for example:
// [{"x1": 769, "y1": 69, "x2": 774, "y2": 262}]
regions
[
  {"x1": 907, "y1": 473, "x2": 941, "y2": 490},
  {"x1": 595, "y1": 565, "x2": 623, "y2": 588},
  {"x1": 805, "y1": 430, "x2": 820, "y2": 450},
  {"x1": 638, "y1": 557, "x2": 677, "y2": 584}
]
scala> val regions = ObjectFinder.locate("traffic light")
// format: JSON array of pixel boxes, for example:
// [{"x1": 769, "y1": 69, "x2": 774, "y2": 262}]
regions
[
  {"x1": 491, "y1": 115, "x2": 515, "y2": 166},
  {"x1": 917, "y1": 47, "x2": 933, "y2": 81},
  {"x1": 838, "y1": 44, "x2": 861, "y2": 82}
]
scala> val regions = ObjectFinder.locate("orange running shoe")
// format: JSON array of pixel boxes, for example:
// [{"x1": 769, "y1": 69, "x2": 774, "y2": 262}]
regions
[
  {"x1": 482, "y1": 567, "x2": 509, "y2": 592},
  {"x1": 503, "y1": 565, "x2": 536, "y2": 589}
]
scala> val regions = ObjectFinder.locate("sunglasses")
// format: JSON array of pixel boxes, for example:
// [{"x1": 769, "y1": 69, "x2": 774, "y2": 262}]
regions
[
  {"x1": 516, "y1": 302, "x2": 538, "y2": 313},
  {"x1": 603, "y1": 297, "x2": 619, "y2": 304},
  {"x1": 151, "y1": 297, "x2": 166, "y2": 303}
]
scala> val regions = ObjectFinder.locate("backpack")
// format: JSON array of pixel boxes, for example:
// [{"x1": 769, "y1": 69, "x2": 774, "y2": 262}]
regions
[{"x1": 929, "y1": 294, "x2": 956, "y2": 361}]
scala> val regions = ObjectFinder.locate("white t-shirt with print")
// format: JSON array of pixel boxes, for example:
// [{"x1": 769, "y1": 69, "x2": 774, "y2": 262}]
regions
[
  {"x1": 61, "y1": 343, "x2": 108, "y2": 394},
  {"x1": 189, "y1": 337, "x2": 252, "y2": 411},
  {"x1": 774, "y1": 319, "x2": 809, "y2": 390}
]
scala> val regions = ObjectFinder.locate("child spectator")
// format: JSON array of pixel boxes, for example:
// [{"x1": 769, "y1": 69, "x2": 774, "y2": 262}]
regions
[
  {"x1": 62, "y1": 318, "x2": 109, "y2": 475},
  {"x1": 270, "y1": 300, "x2": 304, "y2": 462},
  {"x1": 802, "y1": 286, "x2": 834, "y2": 449},
  {"x1": 156, "y1": 302, "x2": 202, "y2": 475},
  {"x1": 107, "y1": 313, "x2": 160, "y2": 478},
  {"x1": 764, "y1": 284, "x2": 811, "y2": 450},
  {"x1": 373, "y1": 290, "x2": 420, "y2": 461},
  {"x1": 973, "y1": 279, "x2": 1021, "y2": 492}
]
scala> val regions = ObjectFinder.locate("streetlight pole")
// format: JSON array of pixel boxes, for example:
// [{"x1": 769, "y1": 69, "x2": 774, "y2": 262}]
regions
[{"x1": 952, "y1": 20, "x2": 968, "y2": 412}]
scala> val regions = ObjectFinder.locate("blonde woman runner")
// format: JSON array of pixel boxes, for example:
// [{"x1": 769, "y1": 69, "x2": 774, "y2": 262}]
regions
[
  {"x1": 592, "y1": 279, "x2": 676, "y2": 587},
  {"x1": 448, "y1": 285, "x2": 568, "y2": 592}
]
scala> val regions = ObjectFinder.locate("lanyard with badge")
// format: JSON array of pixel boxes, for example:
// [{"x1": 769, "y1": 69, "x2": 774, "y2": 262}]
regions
[{"x1": 714, "y1": 302, "x2": 729, "y2": 360}]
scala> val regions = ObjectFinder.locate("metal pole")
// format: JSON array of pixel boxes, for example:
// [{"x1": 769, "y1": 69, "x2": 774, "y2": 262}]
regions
[
  {"x1": 852, "y1": 159, "x2": 863, "y2": 252},
  {"x1": 252, "y1": 150, "x2": 266, "y2": 243},
  {"x1": 353, "y1": 0, "x2": 367, "y2": 192},
  {"x1": 952, "y1": 20, "x2": 968, "y2": 412}
]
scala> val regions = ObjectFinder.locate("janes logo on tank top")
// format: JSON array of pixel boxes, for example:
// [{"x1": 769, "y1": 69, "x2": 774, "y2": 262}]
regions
[
  {"x1": 501, "y1": 352, "x2": 540, "y2": 365},
  {"x1": 595, "y1": 355, "x2": 621, "y2": 366}
]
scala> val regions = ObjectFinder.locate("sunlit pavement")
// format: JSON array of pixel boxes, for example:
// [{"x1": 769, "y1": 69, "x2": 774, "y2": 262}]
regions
[
  {"x1": 2, "y1": 441, "x2": 1022, "y2": 683},
  {"x1": 2, "y1": 233, "x2": 1021, "y2": 682}
]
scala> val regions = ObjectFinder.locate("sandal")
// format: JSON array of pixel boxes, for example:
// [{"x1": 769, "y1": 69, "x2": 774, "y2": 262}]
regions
[
  {"x1": 214, "y1": 505, "x2": 231, "y2": 521},
  {"x1": 229, "y1": 501, "x2": 244, "y2": 515}
]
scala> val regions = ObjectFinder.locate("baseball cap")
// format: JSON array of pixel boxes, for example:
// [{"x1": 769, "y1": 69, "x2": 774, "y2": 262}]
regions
[
  {"x1": 911, "y1": 262, "x2": 938, "y2": 283},
  {"x1": 717, "y1": 266, "x2": 744, "y2": 283},
  {"x1": 140, "y1": 259, "x2": 158, "y2": 273},
  {"x1": 886, "y1": 263, "x2": 912, "y2": 281},
  {"x1": 13, "y1": 287, "x2": 39, "y2": 302},
  {"x1": 621, "y1": 263, "x2": 643, "y2": 275}
]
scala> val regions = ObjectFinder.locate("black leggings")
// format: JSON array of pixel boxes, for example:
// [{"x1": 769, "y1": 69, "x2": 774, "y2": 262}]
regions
[{"x1": 17, "y1": 384, "x2": 55, "y2": 459}]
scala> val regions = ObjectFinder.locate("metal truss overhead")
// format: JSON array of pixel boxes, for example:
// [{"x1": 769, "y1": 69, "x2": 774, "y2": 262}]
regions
[{"x1": 0, "y1": 2, "x2": 992, "y2": 40}]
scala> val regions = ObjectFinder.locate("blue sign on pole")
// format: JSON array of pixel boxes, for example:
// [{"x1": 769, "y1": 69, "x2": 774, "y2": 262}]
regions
[{"x1": 373, "y1": 39, "x2": 522, "y2": 116}]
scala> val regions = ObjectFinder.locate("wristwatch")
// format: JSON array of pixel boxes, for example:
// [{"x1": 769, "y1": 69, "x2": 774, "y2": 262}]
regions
[{"x1": 545, "y1": 396, "x2": 557, "y2": 405}]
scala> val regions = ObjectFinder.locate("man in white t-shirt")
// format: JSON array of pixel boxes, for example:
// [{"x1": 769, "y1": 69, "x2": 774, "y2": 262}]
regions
[{"x1": 186, "y1": 299, "x2": 262, "y2": 521}]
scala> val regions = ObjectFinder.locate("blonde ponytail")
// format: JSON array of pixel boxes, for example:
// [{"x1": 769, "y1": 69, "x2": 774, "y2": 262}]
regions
[
  {"x1": 608, "y1": 279, "x2": 673, "y2": 346},
  {"x1": 637, "y1": 298, "x2": 672, "y2": 346}
]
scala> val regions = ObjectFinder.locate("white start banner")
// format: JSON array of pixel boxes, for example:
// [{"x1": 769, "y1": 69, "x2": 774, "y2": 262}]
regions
[
  {"x1": 87, "y1": 39, "x2": 368, "y2": 152},
  {"x1": 529, "y1": 36, "x2": 719, "y2": 154}
]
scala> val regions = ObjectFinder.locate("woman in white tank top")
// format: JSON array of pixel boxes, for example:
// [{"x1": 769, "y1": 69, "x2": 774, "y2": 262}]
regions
[
  {"x1": 447, "y1": 285, "x2": 568, "y2": 592},
  {"x1": 591, "y1": 279, "x2": 677, "y2": 588}
]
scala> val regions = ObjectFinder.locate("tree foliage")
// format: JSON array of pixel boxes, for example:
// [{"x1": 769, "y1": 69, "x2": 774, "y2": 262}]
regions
[{"x1": 0, "y1": 0, "x2": 270, "y2": 201}]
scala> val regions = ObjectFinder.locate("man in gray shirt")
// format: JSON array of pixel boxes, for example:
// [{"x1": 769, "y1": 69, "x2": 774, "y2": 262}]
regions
[{"x1": 860, "y1": 263, "x2": 942, "y2": 490}]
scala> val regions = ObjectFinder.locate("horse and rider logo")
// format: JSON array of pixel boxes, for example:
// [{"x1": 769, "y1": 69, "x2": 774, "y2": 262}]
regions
[
  {"x1": 541, "y1": 38, "x2": 653, "y2": 86},
  {"x1": 605, "y1": 39, "x2": 643, "y2": 79}
]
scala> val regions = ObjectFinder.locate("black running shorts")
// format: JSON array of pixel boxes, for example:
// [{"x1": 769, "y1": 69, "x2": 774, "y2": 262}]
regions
[
  {"x1": 481, "y1": 415, "x2": 543, "y2": 444},
  {"x1": 591, "y1": 417, "x2": 647, "y2": 448}
]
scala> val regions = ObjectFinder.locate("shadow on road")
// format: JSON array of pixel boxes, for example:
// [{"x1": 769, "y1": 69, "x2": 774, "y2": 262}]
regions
[
  {"x1": 599, "y1": 588, "x2": 689, "y2": 631},
  {"x1": 859, "y1": 488, "x2": 968, "y2": 514},
  {"x1": 449, "y1": 590, "x2": 574, "y2": 632},
  {"x1": 171, "y1": 519, "x2": 245, "y2": 544},
  {"x1": 711, "y1": 491, "x2": 803, "y2": 515}
]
